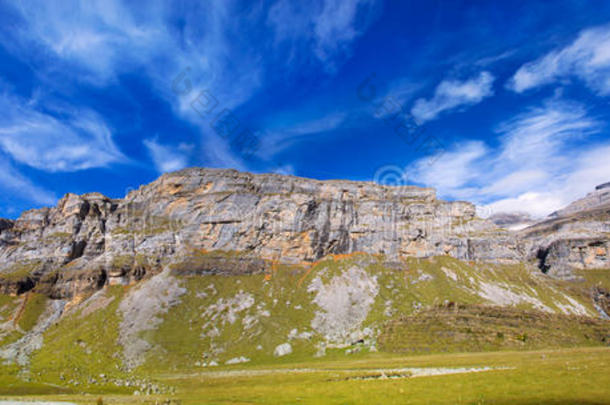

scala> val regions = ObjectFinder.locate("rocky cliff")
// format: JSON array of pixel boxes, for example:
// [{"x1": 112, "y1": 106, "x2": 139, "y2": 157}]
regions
[
  {"x1": 0, "y1": 168, "x2": 607, "y2": 298},
  {"x1": 520, "y1": 185, "x2": 610, "y2": 277},
  {"x1": 550, "y1": 183, "x2": 610, "y2": 218}
]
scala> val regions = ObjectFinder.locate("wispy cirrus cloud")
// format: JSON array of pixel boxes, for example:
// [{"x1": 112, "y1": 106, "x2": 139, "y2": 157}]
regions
[
  {"x1": 2, "y1": 0, "x2": 264, "y2": 172},
  {"x1": 1, "y1": 0, "x2": 380, "y2": 178},
  {"x1": 257, "y1": 112, "x2": 347, "y2": 159},
  {"x1": 267, "y1": 0, "x2": 379, "y2": 72},
  {"x1": 312, "y1": 0, "x2": 376, "y2": 64},
  {"x1": 143, "y1": 138, "x2": 192, "y2": 174},
  {"x1": 411, "y1": 71, "x2": 495, "y2": 122},
  {"x1": 0, "y1": 94, "x2": 125, "y2": 172},
  {"x1": 507, "y1": 24, "x2": 610, "y2": 95},
  {"x1": 5, "y1": 0, "x2": 264, "y2": 109},
  {"x1": 201, "y1": 132, "x2": 250, "y2": 172},
  {"x1": 408, "y1": 97, "x2": 606, "y2": 217},
  {"x1": 408, "y1": 141, "x2": 488, "y2": 197},
  {"x1": 7, "y1": 0, "x2": 168, "y2": 83},
  {"x1": 375, "y1": 78, "x2": 427, "y2": 116},
  {"x1": 0, "y1": 158, "x2": 55, "y2": 206}
]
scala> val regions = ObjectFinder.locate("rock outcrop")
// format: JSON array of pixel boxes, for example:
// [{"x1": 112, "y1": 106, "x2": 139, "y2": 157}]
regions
[
  {"x1": 0, "y1": 218, "x2": 13, "y2": 232},
  {"x1": 519, "y1": 185, "x2": 610, "y2": 277},
  {"x1": 0, "y1": 168, "x2": 607, "y2": 297},
  {"x1": 550, "y1": 183, "x2": 610, "y2": 218},
  {"x1": 488, "y1": 212, "x2": 535, "y2": 231}
]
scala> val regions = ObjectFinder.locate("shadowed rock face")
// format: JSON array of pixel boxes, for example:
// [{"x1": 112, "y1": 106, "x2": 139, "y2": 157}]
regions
[
  {"x1": 0, "y1": 168, "x2": 607, "y2": 297},
  {"x1": 596, "y1": 182, "x2": 610, "y2": 191},
  {"x1": 0, "y1": 219, "x2": 13, "y2": 232},
  {"x1": 534, "y1": 239, "x2": 609, "y2": 277}
]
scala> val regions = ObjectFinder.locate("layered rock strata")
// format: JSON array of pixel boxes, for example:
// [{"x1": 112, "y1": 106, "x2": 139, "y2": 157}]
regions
[{"x1": 0, "y1": 168, "x2": 607, "y2": 297}]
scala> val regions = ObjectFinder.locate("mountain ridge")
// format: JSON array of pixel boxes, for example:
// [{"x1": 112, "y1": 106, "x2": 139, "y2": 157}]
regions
[{"x1": 0, "y1": 168, "x2": 608, "y2": 298}]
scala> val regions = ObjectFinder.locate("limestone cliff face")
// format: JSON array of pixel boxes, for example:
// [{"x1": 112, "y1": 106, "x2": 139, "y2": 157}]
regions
[
  {"x1": 516, "y1": 183, "x2": 610, "y2": 277},
  {"x1": 520, "y1": 200, "x2": 610, "y2": 277},
  {"x1": 0, "y1": 192, "x2": 117, "y2": 296},
  {"x1": 0, "y1": 168, "x2": 606, "y2": 297},
  {"x1": 120, "y1": 168, "x2": 516, "y2": 262}
]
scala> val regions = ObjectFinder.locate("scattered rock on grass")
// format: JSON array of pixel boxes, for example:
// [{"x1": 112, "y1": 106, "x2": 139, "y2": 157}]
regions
[{"x1": 274, "y1": 343, "x2": 292, "y2": 357}]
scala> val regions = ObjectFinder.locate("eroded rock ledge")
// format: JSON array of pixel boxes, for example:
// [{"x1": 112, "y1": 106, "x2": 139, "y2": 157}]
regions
[{"x1": 0, "y1": 168, "x2": 608, "y2": 298}]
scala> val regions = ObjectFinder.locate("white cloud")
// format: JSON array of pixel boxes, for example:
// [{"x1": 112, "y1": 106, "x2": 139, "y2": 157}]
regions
[
  {"x1": 3, "y1": 1, "x2": 375, "y2": 175},
  {"x1": 494, "y1": 98, "x2": 599, "y2": 173},
  {"x1": 199, "y1": 131, "x2": 249, "y2": 172},
  {"x1": 257, "y1": 112, "x2": 347, "y2": 159},
  {"x1": 367, "y1": 78, "x2": 426, "y2": 121},
  {"x1": 408, "y1": 97, "x2": 607, "y2": 218},
  {"x1": 484, "y1": 192, "x2": 565, "y2": 219},
  {"x1": 562, "y1": 144, "x2": 610, "y2": 199},
  {"x1": 313, "y1": 0, "x2": 370, "y2": 63},
  {"x1": 474, "y1": 50, "x2": 517, "y2": 67},
  {"x1": 479, "y1": 170, "x2": 548, "y2": 197},
  {"x1": 0, "y1": 157, "x2": 56, "y2": 206},
  {"x1": 9, "y1": 0, "x2": 168, "y2": 83},
  {"x1": 411, "y1": 71, "x2": 495, "y2": 122},
  {"x1": 143, "y1": 138, "x2": 191, "y2": 174},
  {"x1": 271, "y1": 164, "x2": 296, "y2": 176},
  {"x1": 0, "y1": 94, "x2": 124, "y2": 172},
  {"x1": 508, "y1": 24, "x2": 610, "y2": 95},
  {"x1": 4, "y1": 1, "x2": 266, "y2": 173},
  {"x1": 267, "y1": 0, "x2": 378, "y2": 71},
  {"x1": 484, "y1": 143, "x2": 610, "y2": 218},
  {"x1": 383, "y1": 78, "x2": 425, "y2": 108},
  {"x1": 408, "y1": 141, "x2": 488, "y2": 198},
  {"x1": 8, "y1": 0, "x2": 263, "y2": 107}
]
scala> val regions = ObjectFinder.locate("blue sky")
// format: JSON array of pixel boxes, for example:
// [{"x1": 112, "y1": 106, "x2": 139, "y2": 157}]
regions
[{"x1": 1, "y1": 0, "x2": 610, "y2": 219}]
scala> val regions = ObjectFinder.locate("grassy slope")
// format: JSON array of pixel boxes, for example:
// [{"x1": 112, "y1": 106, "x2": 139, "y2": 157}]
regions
[
  {"x1": 379, "y1": 304, "x2": 610, "y2": 353},
  {"x1": 0, "y1": 293, "x2": 23, "y2": 347},
  {"x1": 28, "y1": 286, "x2": 132, "y2": 394},
  {"x1": 140, "y1": 254, "x2": 606, "y2": 371},
  {"x1": 1, "y1": 347, "x2": 609, "y2": 404},
  {"x1": 16, "y1": 293, "x2": 48, "y2": 331},
  {"x1": 0, "y1": 293, "x2": 70, "y2": 396},
  {"x1": 0, "y1": 253, "x2": 607, "y2": 398},
  {"x1": 143, "y1": 254, "x2": 490, "y2": 372},
  {"x1": 142, "y1": 263, "x2": 320, "y2": 373},
  {"x1": 549, "y1": 269, "x2": 610, "y2": 317},
  {"x1": 0, "y1": 292, "x2": 48, "y2": 348},
  {"x1": 167, "y1": 347, "x2": 610, "y2": 405},
  {"x1": 579, "y1": 269, "x2": 610, "y2": 290}
]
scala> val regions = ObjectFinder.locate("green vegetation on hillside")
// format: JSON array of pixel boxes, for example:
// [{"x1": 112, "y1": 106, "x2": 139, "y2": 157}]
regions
[
  {"x1": 143, "y1": 263, "x2": 320, "y2": 372},
  {"x1": 576, "y1": 269, "x2": 610, "y2": 290},
  {"x1": 0, "y1": 260, "x2": 42, "y2": 281},
  {"x1": 0, "y1": 292, "x2": 47, "y2": 348},
  {"x1": 379, "y1": 304, "x2": 610, "y2": 353},
  {"x1": 0, "y1": 253, "x2": 607, "y2": 400},
  {"x1": 16, "y1": 293, "x2": 48, "y2": 332},
  {"x1": 28, "y1": 286, "x2": 132, "y2": 394},
  {"x1": 2, "y1": 347, "x2": 610, "y2": 404},
  {"x1": 0, "y1": 293, "x2": 20, "y2": 321}
]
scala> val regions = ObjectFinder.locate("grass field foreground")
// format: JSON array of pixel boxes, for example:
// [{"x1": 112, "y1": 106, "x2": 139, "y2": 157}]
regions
[{"x1": 1, "y1": 346, "x2": 609, "y2": 404}]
